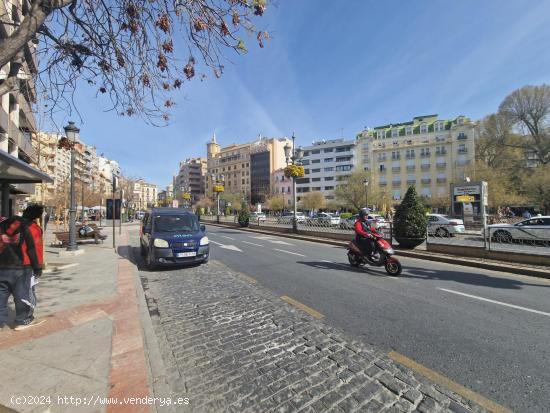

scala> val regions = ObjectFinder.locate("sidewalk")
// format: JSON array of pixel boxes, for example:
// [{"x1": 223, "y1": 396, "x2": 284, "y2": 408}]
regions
[{"x1": 0, "y1": 225, "x2": 151, "y2": 413}]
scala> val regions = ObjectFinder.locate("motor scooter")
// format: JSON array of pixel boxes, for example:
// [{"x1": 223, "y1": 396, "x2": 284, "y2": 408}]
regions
[{"x1": 347, "y1": 228, "x2": 402, "y2": 275}]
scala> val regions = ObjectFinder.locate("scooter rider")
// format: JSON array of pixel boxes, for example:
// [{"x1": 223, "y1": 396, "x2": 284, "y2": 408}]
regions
[{"x1": 354, "y1": 209, "x2": 377, "y2": 260}]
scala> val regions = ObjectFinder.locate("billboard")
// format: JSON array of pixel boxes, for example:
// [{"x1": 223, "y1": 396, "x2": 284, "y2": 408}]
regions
[{"x1": 106, "y1": 199, "x2": 121, "y2": 219}]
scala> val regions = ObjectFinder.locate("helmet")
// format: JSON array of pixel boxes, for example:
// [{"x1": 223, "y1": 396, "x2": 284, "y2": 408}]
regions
[{"x1": 359, "y1": 208, "x2": 369, "y2": 219}]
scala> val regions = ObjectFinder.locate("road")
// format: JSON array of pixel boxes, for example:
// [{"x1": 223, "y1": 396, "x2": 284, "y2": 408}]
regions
[{"x1": 203, "y1": 225, "x2": 550, "y2": 413}]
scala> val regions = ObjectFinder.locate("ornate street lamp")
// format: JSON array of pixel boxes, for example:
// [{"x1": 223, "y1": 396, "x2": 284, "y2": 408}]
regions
[
  {"x1": 211, "y1": 173, "x2": 225, "y2": 223},
  {"x1": 284, "y1": 133, "x2": 303, "y2": 233},
  {"x1": 63, "y1": 121, "x2": 80, "y2": 251},
  {"x1": 363, "y1": 179, "x2": 369, "y2": 211}
]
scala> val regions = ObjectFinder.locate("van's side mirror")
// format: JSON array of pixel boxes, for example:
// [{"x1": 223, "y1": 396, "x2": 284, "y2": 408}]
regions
[{"x1": 200, "y1": 224, "x2": 206, "y2": 232}]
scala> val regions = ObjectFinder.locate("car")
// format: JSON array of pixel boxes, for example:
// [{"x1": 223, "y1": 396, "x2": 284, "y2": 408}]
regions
[
  {"x1": 308, "y1": 212, "x2": 341, "y2": 227},
  {"x1": 482, "y1": 216, "x2": 550, "y2": 244},
  {"x1": 427, "y1": 214, "x2": 465, "y2": 237},
  {"x1": 366, "y1": 214, "x2": 390, "y2": 229},
  {"x1": 339, "y1": 213, "x2": 388, "y2": 230},
  {"x1": 277, "y1": 212, "x2": 307, "y2": 224},
  {"x1": 140, "y1": 208, "x2": 210, "y2": 270},
  {"x1": 250, "y1": 212, "x2": 267, "y2": 222}
]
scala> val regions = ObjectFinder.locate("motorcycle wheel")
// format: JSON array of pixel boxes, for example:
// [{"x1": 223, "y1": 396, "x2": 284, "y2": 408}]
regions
[
  {"x1": 385, "y1": 259, "x2": 402, "y2": 275},
  {"x1": 347, "y1": 251, "x2": 360, "y2": 267}
]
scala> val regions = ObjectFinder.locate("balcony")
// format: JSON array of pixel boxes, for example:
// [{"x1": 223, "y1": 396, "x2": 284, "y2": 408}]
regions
[
  {"x1": 436, "y1": 162, "x2": 447, "y2": 169},
  {"x1": 457, "y1": 133, "x2": 468, "y2": 140},
  {"x1": 406, "y1": 154, "x2": 415, "y2": 159},
  {"x1": 436, "y1": 177, "x2": 447, "y2": 183},
  {"x1": 391, "y1": 156, "x2": 401, "y2": 161},
  {"x1": 420, "y1": 152, "x2": 431, "y2": 158},
  {"x1": 421, "y1": 164, "x2": 431, "y2": 171},
  {"x1": 392, "y1": 167, "x2": 401, "y2": 172},
  {"x1": 406, "y1": 165, "x2": 415, "y2": 171},
  {"x1": 421, "y1": 178, "x2": 431, "y2": 184},
  {"x1": 406, "y1": 179, "x2": 416, "y2": 185},
  {"x1": 458, "y1": 148, "x2": 468, "y2": 154}
]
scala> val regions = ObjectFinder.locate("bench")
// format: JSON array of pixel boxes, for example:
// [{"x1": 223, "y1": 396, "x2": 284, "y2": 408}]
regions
[{"x1": 53, "y1": 226, "x2": 107, "y2": 247}]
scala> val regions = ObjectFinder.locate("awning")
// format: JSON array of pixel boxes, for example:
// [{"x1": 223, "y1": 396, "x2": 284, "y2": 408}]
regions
[{"x1": 0, "y1": 150, "x2": 53, "y2": 184}]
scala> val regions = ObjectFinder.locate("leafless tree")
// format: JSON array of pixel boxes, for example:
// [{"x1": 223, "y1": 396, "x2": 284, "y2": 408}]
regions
[
  {"x1": 0, "y1": 0, "x2": 269, "y2": 124},
  {"x1": 498, "y1": 84, "x2": 550, "y2": 164}
]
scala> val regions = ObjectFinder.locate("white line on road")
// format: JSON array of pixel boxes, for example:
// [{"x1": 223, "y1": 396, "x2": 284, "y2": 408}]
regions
[
  {"x1": 274, "y1": 248, "x2": 306, "y2": 257},
  {"x1": 220, "y1": 235, "x2": 235, "y2": 240},
  {"x1": 438, "y1": 288, "x2": 550, "y2": 318},
  {"x1": 242, "y1": 241, "x2": 264, "y2": 247},
  {"x1": 210, "y1": 240, "x2": 222, "y2": 245}
]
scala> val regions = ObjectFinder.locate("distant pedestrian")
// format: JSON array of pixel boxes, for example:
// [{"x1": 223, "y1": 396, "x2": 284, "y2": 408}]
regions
[
  {"x1": 43, "y1": 212, "x2": 50, "y2": 231},
  {"x1": 0, "y1": 204, "x2": 45, "y2": 331}
]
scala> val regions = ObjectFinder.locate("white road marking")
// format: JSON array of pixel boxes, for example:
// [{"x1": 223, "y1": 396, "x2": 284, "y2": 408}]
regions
[
  {"x1": 438, "y1": 288, "x2": 550, "y2": 318},
  {"x1": 269, "y1": 240, "x2": 293, "y2": 245},
  {"x1": 274, "y1": 249, "x2": 306, "y2": 257},
  {"x1": 220, "y1": 235, "x2": 235, "y2": 240},
  {"x1": 242, "y1": 241, "x2": 264, "y2": 247},
  {"x1": 209, "y1": 240, "x2": 243, "y2": 252}
]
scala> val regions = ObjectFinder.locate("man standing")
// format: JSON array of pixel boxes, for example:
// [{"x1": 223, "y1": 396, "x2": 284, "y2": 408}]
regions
[{"x1": 0, "y1": 204, "x2": 44, "y2": 331}]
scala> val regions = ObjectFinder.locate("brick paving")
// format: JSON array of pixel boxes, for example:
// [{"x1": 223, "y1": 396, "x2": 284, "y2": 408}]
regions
[{"x1": 140, "y1": 259, "x2": 489, "y2": 413}]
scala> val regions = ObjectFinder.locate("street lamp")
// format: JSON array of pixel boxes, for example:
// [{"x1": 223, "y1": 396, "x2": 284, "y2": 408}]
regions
[
  {"x1": 64, "y1": 121, "x2": 80, "y2": 251},
  {"x1": 363, "y1": 179, "x2": 369, "y2": 211},
  {"x1": 284, "y1": 133, "x2": 303, "y2": 232},
  {"x1": 211, "y1": 173, "x2": 224, "y2": 223}
]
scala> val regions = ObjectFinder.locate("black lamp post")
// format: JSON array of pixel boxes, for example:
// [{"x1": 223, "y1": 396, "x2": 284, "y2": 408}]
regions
[
  {"x1": 64, "y1": 121, "x2": 80, "y2": 251},
  {"x1": 283, "y1": 134, "x2": 304, "y2": 233}
]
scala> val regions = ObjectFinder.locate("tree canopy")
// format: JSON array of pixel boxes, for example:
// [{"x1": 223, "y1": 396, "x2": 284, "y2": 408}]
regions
[{"x1": 0, "y1": 0, "x2": 269, "y2": 124}]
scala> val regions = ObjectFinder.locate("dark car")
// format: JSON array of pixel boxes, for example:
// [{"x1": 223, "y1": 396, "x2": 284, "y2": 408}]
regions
[{"x1": 140, "y1": 208, "x2": 210, "y2": 270}]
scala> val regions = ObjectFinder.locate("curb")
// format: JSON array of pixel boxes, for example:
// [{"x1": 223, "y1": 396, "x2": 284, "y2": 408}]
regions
[{"x1": 205, "y1": 222, "x2": 550, "y2": 280}]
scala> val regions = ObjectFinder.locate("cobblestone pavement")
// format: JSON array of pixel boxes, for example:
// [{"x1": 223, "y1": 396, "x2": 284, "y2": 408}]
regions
[{"x1": 138, "y1": 254, "x2": 489, "y2": 413}]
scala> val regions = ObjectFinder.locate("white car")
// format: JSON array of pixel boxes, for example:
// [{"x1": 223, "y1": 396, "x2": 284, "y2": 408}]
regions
[
  {"x1": 310, "y1": 212, "x2": 341, "y2": 226},
  {"x1": 367, "y1": 214, "x2": 390, "y2": 229},
  {"x1": 277, "y1": 212, "x2": 307, "y2": 224},
  {"x1": 427, "y1": 214, "x2": 465, "y2": 237},
  {"x1": 250, "y1": 212, "x2": 267, "y2": 222},
  {"x1": 483, "y1": 216, "x2": 550, "y2": 243}
]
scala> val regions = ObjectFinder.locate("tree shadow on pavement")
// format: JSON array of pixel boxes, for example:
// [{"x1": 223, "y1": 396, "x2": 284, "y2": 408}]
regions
[{"x1": 401, "y1": 265, "x2": 550, "y2": 290}]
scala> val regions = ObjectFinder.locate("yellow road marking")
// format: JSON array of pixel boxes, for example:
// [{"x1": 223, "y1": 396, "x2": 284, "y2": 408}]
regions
[
  {"x1": 388, "y1": 351, "x2": 514, "y2": 413},
  {"x1": 280, "y1": 296, "x2": 324, "y2": 320}
]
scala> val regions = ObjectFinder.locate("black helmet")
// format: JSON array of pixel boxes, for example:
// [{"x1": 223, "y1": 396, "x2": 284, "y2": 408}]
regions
[{"x1": 359, "y1": 208, "x2": 369, "y2": 219}]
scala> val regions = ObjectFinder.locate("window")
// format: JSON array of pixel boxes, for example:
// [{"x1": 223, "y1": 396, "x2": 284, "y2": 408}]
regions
[
  {"x1": 324, "y1": 148, "x2": 334, "y2": 153},
  {"x1": 406, "y1": 149, "x2": 415, "y2": 159},
  {"x1": 336, "y1": 156, "x2": 352, "y2": 162},
  {"x1": 311, "y1": 149, "x2": 321, "y2": 154},
  {"x1": 377, "y1": 131, "x2": 384, "y2": 139},
  {"x1": 335, "y1": 146, "x2": 351, "y2": 152},
  {"x1": 304, "y1": 169, "x2": 310, "y2": 174},
  {"x1": 325, "y1": 186, "x2": 334, "y2": 190},
  {"x1": 312, "y1": 168, "x2": 321, "y2": 173},
  {"x1": 312, "y1": 159, "x2": 321, "y2": 164},
  {"x1": 420, "y1": 123, "x2": 427, "y2": 133},
  {"x1": 302, "y1": 160, "x2": 310, "y2": 165},
  {"x1": 380, "y1": 164, "x2": 386, "y2": 171},
  {"x1": 458, "y1": 144, "x2": 467, "y2": 153},
  {"x1": 335, "y1": 165, "x2": 352, "y2": 172},
  {"x1": 392, "y1": 128, "x2": 399, "y2": 137},
  {"x1": 312, "y1": 187, "x2": 321, "y2": 191},
  {"x1": 312, "y1": 177, "x2": 321, "y2": 182},
  {"x1": 324, "y1": 177, "x2": 334, "y2": 181},
  {"x1": 324, "y1": 158, "x2": 333, "y2": 162},
  {"x1": 391, "y1": 151, "x2": 400, "y2": 160},
  {"x1": 458, "y1": 132, "x2": 467, "y2": 140},
  {"x1": 405, "y1": 126, "x2": 412, "y2": 135},
  {"x1": 324, "y1": 167, "x2": 334, "y2": 172},
  {"x1": 303, "y1": 151, "x2": 310, "y2": 156},
  {"x1": 242, "y1": 179, "x2": 245, "y2": 184}
]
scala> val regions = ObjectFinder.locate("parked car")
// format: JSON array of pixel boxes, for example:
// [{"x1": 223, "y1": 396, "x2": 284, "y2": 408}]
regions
[
  {"x1": 340, "y1": 214, "x2": 359, "y2": 230},
  {"x1": 250, "y1": 212, "x2": 267, "y2": 222},
  {"x1": 340, "y1": 214, "x2": 388, "y2": 230},
  {"x1": 367, "y1": 214, "x2": 390, "y2": 229},
  {"x1": 277, "y1": 212, "x2": 307, "y2": 224},
  {"x1": 140, "y1": 208, "x2": 210, "y2": 270},
  {"x1": 427, "y1": 214, "x2": 465, "y2": 237},
  {"x1": 482, "y1": 216, "x2": 550, "y2": 243},
  {"x1": 308, "y1": 212, "x2": 341, "y2": 226}
]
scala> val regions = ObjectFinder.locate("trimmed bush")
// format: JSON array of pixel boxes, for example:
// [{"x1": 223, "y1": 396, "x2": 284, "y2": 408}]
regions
[
  {"x1": 394, "y1": 186, "x2": 427, "y2": 248},
  {"x1": 238, "y1": 201, "x2": 250, "y2": 227}
]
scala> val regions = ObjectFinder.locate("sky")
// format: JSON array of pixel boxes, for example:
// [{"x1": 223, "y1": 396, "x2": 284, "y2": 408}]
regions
[{"x1": 47, "y1": 0, "x2": 550, "y2": 189}]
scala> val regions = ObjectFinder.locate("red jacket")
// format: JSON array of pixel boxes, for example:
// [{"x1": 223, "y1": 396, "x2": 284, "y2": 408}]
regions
[
  {"x1": 0, "y1": 217, "x2": 43, "y2": 274},
  {"x1": 354, "y1": 219, "x2": 373, "y2": 238}
]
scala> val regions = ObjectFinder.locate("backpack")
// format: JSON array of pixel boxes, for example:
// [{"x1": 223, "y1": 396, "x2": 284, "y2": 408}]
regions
[{"x1": 0, "y1": 217, "x2": 23, "y2": 258}]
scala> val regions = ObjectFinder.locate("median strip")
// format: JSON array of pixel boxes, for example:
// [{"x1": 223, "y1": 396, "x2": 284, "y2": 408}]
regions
[
  {"x1": 280, "y1": 295, "x2": 324, "y2": 320},
  {"x1": 388, "y1": 351, "x2": 514, "y2": 413}
]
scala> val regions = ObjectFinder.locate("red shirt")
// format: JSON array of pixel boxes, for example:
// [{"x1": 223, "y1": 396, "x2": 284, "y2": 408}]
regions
[{"x1": 354, "y1": 219, "x2": 371, "y2": 237}]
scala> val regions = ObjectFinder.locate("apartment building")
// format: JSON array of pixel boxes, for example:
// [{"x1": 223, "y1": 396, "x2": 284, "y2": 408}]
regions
[
  {"x1": 295, "y1": 138, "x2": 357, "y2": 203},
  {"x1": 132, "y1": 179, "x2": 157, "y2": 209},
  {"x1": 357, "y1": 115, "x2": 476, "y2": 201},
  {"x1": 271, "y1": 169, "x2": 293, "y2": 208},
  {"x1": 0, "y1": 0, "x2": 44, "y2": 215},
  {"x1": 173, "y1": 157, "x2": 207, "y2": 203},
  {"x1": 205, "y1": 134, "x2": 291, "y2": 203}
]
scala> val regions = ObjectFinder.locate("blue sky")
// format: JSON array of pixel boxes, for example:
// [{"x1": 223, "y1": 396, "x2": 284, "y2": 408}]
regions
[{"x1": 50, "y1": 0, "x2": 550, "y2": 188}]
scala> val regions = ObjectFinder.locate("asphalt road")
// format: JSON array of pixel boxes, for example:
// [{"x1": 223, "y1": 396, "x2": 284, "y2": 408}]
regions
[{"x1": 204, "y1": 225, "x2": 550, "y2": 413}]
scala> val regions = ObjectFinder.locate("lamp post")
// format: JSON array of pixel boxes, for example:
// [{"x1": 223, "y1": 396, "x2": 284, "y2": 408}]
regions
[
  {"x1": 363, "y1": 179, "x2": 369, "y2": 211},
  {"x1": 284, "y1": 134, "x2": 304, "y2": 233},
  {"x1": 64, "y1": 121, "x2": 80, "y2": 251}
]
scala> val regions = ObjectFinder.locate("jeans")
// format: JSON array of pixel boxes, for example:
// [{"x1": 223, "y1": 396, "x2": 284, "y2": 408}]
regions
[{"x1": 0, "y1": 267, "x2": 35, "y2": 326}]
